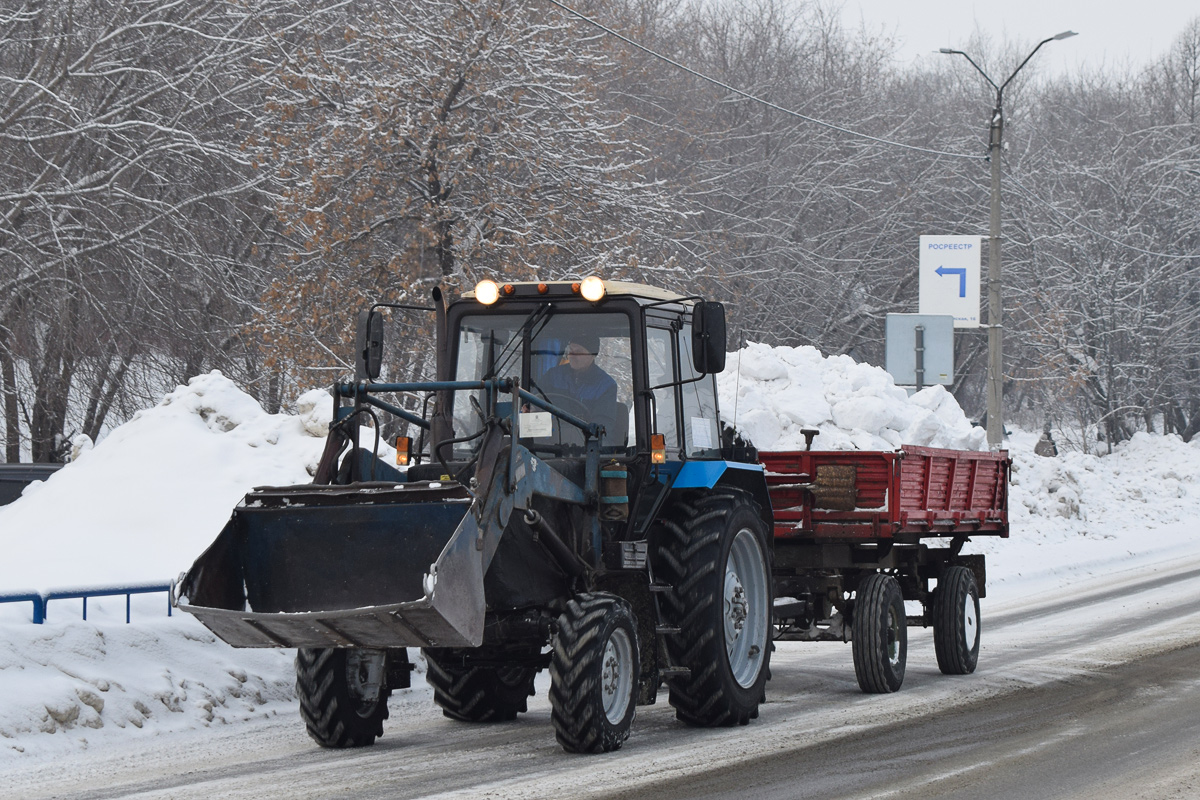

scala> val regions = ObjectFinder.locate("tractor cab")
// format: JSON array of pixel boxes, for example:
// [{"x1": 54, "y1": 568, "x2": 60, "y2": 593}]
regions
[
  {"x1": 427, "y1": 279, "x2": 730, "y2": 521},
  {"x1": 393, "y1": 278, "x2": 728, "y2": 460}
]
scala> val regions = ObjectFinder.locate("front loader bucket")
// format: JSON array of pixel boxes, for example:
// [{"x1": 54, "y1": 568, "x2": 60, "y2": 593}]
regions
[{"x1": 176, "y1": 481, "x2": 484, "y2": 649}]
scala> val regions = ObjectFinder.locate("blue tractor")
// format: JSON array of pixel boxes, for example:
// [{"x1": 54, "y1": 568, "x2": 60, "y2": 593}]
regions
[{"x1": 176, "y1": 278, "x2": 774, "y2": 753}]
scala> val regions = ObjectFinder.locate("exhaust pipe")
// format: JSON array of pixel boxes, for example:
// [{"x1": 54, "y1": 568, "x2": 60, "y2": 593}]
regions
[{"x1": 429, "y1": 286, "x2": 454, "y2": 458}]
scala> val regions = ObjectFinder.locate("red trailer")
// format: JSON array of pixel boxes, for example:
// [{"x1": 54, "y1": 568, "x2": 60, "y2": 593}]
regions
[{"x1": 760, "y1": 445, "x2": 1010, "y2": 692}]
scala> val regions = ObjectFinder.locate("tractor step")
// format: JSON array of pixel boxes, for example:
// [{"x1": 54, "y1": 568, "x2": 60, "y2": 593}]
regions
[
  {"x1": 660, "y1": 666, "x2": 691, "y2": 679},
  {"x1": 648, "y1": 583, "x2": 673, "y2": 593},
  {"x1": 655, "y1": 625, "x2": 681, "y2": 635}
]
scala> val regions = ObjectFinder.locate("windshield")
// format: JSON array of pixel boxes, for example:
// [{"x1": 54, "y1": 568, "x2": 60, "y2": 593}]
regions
[{"x1": 451, "y1": 311, "x2": 633, "y2": 457}]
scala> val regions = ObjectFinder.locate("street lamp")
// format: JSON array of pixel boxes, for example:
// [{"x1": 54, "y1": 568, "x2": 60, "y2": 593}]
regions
[{"x1": 940, "y1": 31, "x2": 1077, "y2": 449}]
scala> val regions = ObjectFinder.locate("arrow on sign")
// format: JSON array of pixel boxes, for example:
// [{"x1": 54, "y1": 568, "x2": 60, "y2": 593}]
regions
[{"x1": 935, "y1": 265, "x2": 967, "y2": 297}]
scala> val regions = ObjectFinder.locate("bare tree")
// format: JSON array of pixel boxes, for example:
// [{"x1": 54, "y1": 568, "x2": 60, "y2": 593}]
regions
[
  {"x1": 0, "y1": 0, "x2": 341, "y2": 460},
  {"x1": 250, "y1": 0, "x2": 685, "y2": 393},
  {"x1": 1003, "y1": 26, "x2": 1200, "y2": 444}
]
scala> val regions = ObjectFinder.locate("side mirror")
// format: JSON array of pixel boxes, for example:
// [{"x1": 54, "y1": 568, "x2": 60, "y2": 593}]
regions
[
  {"x1": 692, "y1": 301, "x2": 727, "y2": 374},
  {"x1": 355, "y1": 310, "x2": 384, "y2": 382}
]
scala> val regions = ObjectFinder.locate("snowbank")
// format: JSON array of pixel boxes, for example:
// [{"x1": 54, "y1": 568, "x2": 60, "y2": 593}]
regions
[
  {"x1": 0, "y1": 372, "x2": 329, "y2": 592},
  {"x1": 969, "y1": 429, "x2": 1200, "y2": 597},
  {"x1": 718, "y1": 343, "x2": 986, "y2": 452},
  {"x1": 0, "y1": 618, "x2": 294, "y2": 753}
]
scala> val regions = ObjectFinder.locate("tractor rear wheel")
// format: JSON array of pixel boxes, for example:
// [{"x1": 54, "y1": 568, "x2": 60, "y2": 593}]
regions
[
  {"x1": 424, "y1": 650, "x2": 537, "y2": 722},
  {"x1": 933, "y1": 565, "x2": 981, "y2": 675},
  {"x1": 296, "y1": 648, "x2": 391, "y2": 747},
  {"x1": 851, "y1": 573, "x2": 907, "y2": 693},
  {"x1": 655, "y1": 489, "x2": 772, "y2": 726},
  {"x1": 549, "y1": 592, "x2": 639, "y2": 753}
]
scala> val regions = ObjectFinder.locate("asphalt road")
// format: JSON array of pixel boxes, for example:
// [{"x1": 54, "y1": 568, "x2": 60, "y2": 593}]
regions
[
  {"x1": 602, "y1": 643, "x2": 1200, "y2": 800},
  {"x1": 6, "y1": 557, "x2": 1200, "y2": 800}
]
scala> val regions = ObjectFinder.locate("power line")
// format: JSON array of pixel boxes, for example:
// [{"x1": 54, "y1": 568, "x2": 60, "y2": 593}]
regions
[
  {"x1": 544, "y1": 0, "x2": 985, "y2": 162},
  {"x1": 548, "y1": 0, "x2": 1200, "y2": 261},
  {"x1": 1007, "y1": 173, "x2": 1200, "y2": 260}
]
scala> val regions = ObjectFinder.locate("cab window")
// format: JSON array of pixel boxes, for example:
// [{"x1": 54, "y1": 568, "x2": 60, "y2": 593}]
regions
[{"x1": 451, "y1": 312, "x2": 633, "y2": 457}]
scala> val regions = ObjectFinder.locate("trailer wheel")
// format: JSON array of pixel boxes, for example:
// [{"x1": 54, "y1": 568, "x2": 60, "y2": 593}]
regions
[
  {"x1": 295, "y1": 647, "x2": 391, "y2": 747},
  {"x1": 933, "y1": 566, "x2": 981, "y2": 675},
  {"x1": 655, "y1": 489, "x2": 772, "y2": 726},
  {"x1": 851, "y1": 573, "x2": 907, "y2": 693},
  {"x1": 549, "y1": 592, "x2": 639, "y2": 753},
  {"x1": 424, "y1": 650, "x2": 537, "y2": 722}
]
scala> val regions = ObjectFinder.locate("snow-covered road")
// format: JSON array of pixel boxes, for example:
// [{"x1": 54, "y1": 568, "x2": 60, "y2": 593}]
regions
[{"x1": 6, "y1": 549, "x2": 1199, "y2": 800}]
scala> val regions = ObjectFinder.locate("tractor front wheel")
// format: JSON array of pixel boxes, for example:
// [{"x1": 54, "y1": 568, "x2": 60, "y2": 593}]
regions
[
  {"x1": 296, "y1": 647, "x2": 391, "y2": 747},
  {"x1": 549, "y1": 593, "x2": 639, "y2": 753},
  {"x1": 424, "y1": 650, "x2": 538, "y2": 722}
]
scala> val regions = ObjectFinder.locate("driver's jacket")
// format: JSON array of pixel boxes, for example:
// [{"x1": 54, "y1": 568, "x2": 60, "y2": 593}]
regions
[{"x1": 538, "y1": 363, "x2": 618, "y2": 423}]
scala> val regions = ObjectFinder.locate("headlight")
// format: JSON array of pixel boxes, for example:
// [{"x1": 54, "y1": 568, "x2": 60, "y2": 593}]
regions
[
  {"x1": 579, "y1": 276, "x2": 606, "y2": 302},
  {"x1": 475, "y1": 279, "x2": 500, "y2": 305}
]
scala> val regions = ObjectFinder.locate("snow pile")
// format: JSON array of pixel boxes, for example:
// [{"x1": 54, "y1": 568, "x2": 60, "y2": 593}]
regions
[
  {"x1": 1009, "y1": 431, "x2": 1200, "y2": 527},
  {"x1": 971, "y1": 430, "x2": 1200, "y2": 596},
  {"x1": 0, "y1": 372, "x2": 330, "y2": 591},
  {"x1": 718, "y1": 343, "x2": 986, "y2": 452},
  {"x1": 0, "y1": 619, "x2": 294, "y2": 752}
]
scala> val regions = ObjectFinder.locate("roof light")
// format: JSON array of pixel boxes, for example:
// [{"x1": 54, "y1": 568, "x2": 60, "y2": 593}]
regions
[
  {"x1": 580, "y1": 276, "x2": 606, "y2": 302},
  {"x1": 475, "y1": 279, "x2": 500, "y2": 305}
]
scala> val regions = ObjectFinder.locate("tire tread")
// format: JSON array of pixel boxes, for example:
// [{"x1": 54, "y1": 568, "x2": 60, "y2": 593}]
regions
[{"x1": 424, "y1": 652, "x2": 535, "y2": 722}]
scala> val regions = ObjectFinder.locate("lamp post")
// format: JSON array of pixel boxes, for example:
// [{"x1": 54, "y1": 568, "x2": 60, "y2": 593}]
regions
[{"x1": 940, "y1": 31, "x2": 1077, "y2": 449}]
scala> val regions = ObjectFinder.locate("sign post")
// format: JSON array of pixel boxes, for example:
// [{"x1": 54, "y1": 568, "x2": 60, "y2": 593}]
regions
[{"x1": 919, "y1": 235, "x2": 981, "y2": 328}]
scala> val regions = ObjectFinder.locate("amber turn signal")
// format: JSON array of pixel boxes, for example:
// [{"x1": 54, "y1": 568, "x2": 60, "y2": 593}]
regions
[{"x1": 650, "y1": 433, "x2": 666, "y2": 464}]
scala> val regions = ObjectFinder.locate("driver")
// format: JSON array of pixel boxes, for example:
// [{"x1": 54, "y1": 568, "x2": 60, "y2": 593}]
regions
[{"x1": 539, "y1": 333, "x2": 618, "y2": 427}]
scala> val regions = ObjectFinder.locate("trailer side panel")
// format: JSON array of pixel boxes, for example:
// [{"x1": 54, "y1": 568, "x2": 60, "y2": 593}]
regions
[{"x1": 761, "y1": 446, "x2": 1009, "y2": 542}]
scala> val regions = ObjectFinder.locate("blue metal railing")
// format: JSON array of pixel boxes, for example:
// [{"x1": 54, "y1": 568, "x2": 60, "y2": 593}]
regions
[
  {"x1": 0, "y1": 581, "x2": 173, "y2": 624},
  {"x1": 0, "y1": 591, "x2": 46, "y2": 623}
]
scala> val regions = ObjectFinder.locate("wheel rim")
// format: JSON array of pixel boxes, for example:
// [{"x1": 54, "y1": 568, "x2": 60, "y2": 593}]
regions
[
  {"x1": 963, "y1": 592, "x2": 978, "y2": 646},
  {"x1": 601, "y1": 627, "x2": 634, "y2": 724},
  {"x1": 345, "y1": 650, "x2": 385, "y2": 718},
  {"x1": 724, "y1": 528, "x2": 769, "y2": 688},
  {"x1": 886, "y1": 603, "x2": 903, "y2": 668}
]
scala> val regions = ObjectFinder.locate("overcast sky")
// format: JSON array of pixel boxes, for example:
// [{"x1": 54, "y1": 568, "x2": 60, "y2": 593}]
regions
[{"x1": 842, "y1": 1, "x2": 1198, "y2": 78}]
